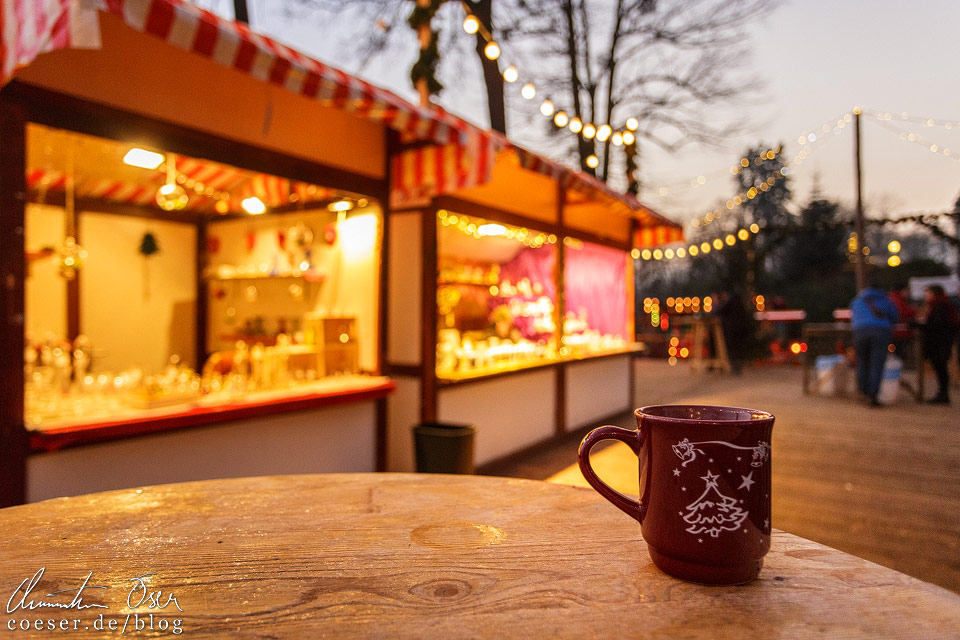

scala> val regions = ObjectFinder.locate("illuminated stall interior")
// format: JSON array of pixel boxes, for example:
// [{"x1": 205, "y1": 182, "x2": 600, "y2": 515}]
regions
[
  {"x1": 436, "y1": 211, "x2": 560, "y2": 379},
  {"x1": 24, "y1": 123, "x2": 382, "y2": 431}
]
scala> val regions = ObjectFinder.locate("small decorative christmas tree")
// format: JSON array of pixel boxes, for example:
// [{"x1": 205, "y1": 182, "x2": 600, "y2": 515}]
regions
[
  {"x1": 139, "y1": 232, "x2": 160, "y2": 256},
  {"x1": 683, "y1": 470, "x2": 748, "y2": 537}
]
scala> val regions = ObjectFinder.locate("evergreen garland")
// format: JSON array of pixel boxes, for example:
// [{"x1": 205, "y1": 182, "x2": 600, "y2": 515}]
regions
[
  {"x1": 408, "y1": 0, "x2": 446, "y2": 98},
  {"x1": 625, "y1": 141, "x2": 640, "y2": 196}
]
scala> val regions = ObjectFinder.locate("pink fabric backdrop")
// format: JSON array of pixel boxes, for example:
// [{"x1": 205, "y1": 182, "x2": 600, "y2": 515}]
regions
[
  {"x1": 491, "y1": 247, "x2": 557, "y2": 340},
  {"x1": 564, "y1": 242, "x2": 627, "y2": 337}
]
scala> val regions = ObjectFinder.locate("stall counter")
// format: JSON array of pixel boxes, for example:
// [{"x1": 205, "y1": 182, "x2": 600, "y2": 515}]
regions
[{"x1": 26, "y1": 376, "x2": 393, "y2": 502}]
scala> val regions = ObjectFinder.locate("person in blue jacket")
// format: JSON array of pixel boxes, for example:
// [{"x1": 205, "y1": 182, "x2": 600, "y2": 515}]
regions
[{"x1": 850, "y1": 279, "x2": 899, "y2": 406}]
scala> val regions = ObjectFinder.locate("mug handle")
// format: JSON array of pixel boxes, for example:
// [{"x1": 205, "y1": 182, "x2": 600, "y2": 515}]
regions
[{"x1": 577, "y1": 425, "x2": 643, "y2": 522}]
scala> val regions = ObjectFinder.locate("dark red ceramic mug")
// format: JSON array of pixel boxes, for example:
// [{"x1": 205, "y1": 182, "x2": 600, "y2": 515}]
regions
[{"x1": 578, "y1": 405, "x2": 774, "y2": 585}]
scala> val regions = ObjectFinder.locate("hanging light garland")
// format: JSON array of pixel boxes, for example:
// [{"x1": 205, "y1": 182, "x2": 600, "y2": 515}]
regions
[
  {"x1": 438, "y1": 209, "x2": 559, "y2": 249},
  {"x1": 649, "y1": 111, "x2": 850, "y2": 208},
  {"x1": 867, "y1": 114, "x2": 959, "y2": 162},
  {"x1": 688, "y1": 113, "x2": 853, "y2": 231},
  {"x1": 457, "y1": 1, "x2": 640, "y2": 150},
  {"x1": 864, "y1": 108, "x2": 960, "y2": 130},
  {"x1": 631, "y1": 221, "x2": 762, "y2": 263}
]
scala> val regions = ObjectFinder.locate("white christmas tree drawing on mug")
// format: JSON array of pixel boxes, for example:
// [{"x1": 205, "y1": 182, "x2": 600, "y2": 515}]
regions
[{"x1": 682, "y1": 471, "x2": 748, "y2": 537}]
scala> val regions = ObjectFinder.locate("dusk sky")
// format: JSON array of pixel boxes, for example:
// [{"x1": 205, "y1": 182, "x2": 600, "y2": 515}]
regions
[{"x1": 195, "y1": 0, "x2": 960, "y2": 226}]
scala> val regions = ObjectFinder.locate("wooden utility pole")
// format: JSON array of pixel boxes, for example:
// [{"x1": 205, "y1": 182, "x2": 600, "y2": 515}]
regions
[
  {"x1": 853, "y1": 107, "x2": 865, "y2": 291},
  {"x1": 233, "y1": 0, "x2": 249, "y2": 24}
]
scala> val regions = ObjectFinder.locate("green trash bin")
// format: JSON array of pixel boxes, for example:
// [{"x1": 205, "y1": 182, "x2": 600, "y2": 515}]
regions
[{"x1": 413, "y1": 422, "x2": 476, "y2": 474}]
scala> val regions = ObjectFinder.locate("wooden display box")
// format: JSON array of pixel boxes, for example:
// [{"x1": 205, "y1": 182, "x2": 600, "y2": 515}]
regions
[{"x1": 303, "y1": 315, "x2": 359, "y2": 375}]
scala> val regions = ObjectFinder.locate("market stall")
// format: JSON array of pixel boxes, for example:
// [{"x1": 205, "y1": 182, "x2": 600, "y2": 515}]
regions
[
  {"x1": 385, "y1": 145, "x2": 683, "y2": 471},
  {"x1": 0, "y1": 0, "x2": 488, "y2": 505}
]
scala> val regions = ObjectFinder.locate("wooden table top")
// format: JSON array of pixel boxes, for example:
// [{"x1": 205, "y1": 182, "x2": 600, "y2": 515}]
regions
[{"x1": 2, "y1": 473, "x2": 959, "y2": 638}]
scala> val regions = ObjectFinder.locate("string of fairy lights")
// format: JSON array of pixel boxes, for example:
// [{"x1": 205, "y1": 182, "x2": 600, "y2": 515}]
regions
[
  {"x1": 866, "y1": 112, "x2": 959, "y2": 163},
  {"x1": 641, "y1": 103, "x2": 958, "y2": 257},
  {"x1": 459, "y1": 2, "x2": 640, "y2": 165},
  {"x1": 453, "y1": 4, "x2": 960, "y2": 262},
  {"x1": 863, "y1": 109, "x2": 960, "y2": 130}
]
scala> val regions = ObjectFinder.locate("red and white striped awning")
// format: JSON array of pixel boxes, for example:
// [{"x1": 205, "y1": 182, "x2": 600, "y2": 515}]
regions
[{"x1": 1, "y1": 0, "x2": 481, "y2": 148}]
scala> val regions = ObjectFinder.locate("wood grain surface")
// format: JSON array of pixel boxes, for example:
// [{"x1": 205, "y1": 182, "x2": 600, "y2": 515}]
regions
[{"x1": 2, "y1": 473, "x2": 959, "y2": 639}]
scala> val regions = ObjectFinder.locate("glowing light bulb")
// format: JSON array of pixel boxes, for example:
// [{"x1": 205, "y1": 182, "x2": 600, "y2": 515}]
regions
[
  {"x1": 503, "y1": 65, "x2": 519, "y2": 83},
  {"x1": 553, "y1": 111, "x2": 569, "y2": 127},
  {"x1": 463, "y1": 15, "x2": 480, "y2": 34},
  {"x1": 582, "y1": 123, "x2": 596, "y2": 139},
  {"x1": 622, "y1": 131, "x2": 635, "y2": 145},
  {"x1": 626, "y1": 117, "x2": 639, "y2": 131},
  {"x1": 539, "y1": 99, "x2": 554, "y2": 117},
  {"x1": 596, "y1": 124, "x2": 612, "y2": 142},
  {"x1": 521, "y1": 83, "x2": 536, "y2": 100},
  {"x1": 242, "y1": 196, "x2": 266, "y2": 215},
  {"x1": 568, "y1": 117, "x2": 583, "y2": 133},
  {"x1": 611, "y1": 132, "x2": 623, "y2": 146},
  {"x1": 123, "y1": 148, "x2": 165, "y2": 170},
  {"x1": 585, "y1": 154, "x2": 599, "y2": 169},
  {"x1": 484, "y1": 41, "x2": 500, "y2": 60}
]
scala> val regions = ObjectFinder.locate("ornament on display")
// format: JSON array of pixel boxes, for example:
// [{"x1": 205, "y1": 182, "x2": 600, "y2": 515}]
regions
[
  {"x1": 287, "y1": 222, "x2": 314, "y2": 250},
  {"x1": 156, "y1": 183, "x2": 189, "y2": 211},
  {"x1": 323, "y1": 222, "x2": 338, "y2": 246},
  {"x1": 55, "y1": 237, "x2": 87, "y2": 280}
]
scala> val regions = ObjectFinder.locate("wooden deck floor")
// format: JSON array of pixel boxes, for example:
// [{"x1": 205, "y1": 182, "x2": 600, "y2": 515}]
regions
[{"x1": 482, "y1": 360, "x2": 960, "y2": 594}]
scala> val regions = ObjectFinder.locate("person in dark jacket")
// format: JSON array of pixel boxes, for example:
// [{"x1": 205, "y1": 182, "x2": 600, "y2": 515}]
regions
[
  {"x1": 715, "y1": 290, "x2": 751, "y2": 375},
  {"x1": 919, "y1": 285, "x2": 960, "y2": 404},
  {"x1": 850, "y1": 282, "x2": 899, "y2": 406}
]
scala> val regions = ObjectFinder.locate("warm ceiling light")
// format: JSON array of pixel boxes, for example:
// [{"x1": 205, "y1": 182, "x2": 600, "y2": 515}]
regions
[
  {"x1": 463, "y1": 15, "x2": 480, "y2": 34},
  {"x1": 328, "y1": 199, "x2": 354, "y2": 212},
  {"x1": 124, "y1": 148, "x2": 165, "y2": 170},
  {"x1": 484, "y1": 41, "x2": 500, "y2": 60},
  {"x1": 503, "y1": 65, "x2": 519, "y2": 83},
  {"x1": 477, "y1": 223, "x2": 506, "y2": 236},
  {"x1": 242, "y1": 197, "x2": 266, "y2": 215}
]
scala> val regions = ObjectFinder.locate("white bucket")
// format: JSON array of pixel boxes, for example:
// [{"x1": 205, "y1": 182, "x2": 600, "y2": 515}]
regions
[{"x1": 878, "y1": 355, "x2": 902, "y2": 404}]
